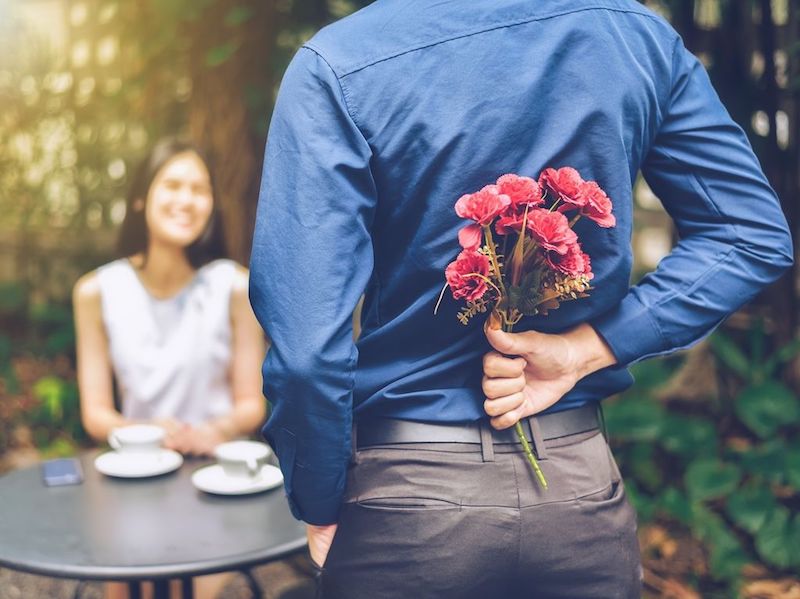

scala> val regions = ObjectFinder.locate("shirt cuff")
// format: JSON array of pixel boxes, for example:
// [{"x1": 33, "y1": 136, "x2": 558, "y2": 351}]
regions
[{"x1": 589, "y1": 292, "x2": 667, "y2": 368}]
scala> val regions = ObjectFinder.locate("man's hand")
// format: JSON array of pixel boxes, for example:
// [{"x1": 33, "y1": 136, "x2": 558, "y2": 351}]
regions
[
  {"x1": 307, "y1": 523, "x2": 338, "y2": 569},
  {"x1": 482, "y1": 322, "x2": 617, "y2": 430}
]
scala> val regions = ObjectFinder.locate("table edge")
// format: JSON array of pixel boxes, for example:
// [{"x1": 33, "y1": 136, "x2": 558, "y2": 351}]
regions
[{"x1": 0, "y1": 538, "x2": 308, "y2": 581}]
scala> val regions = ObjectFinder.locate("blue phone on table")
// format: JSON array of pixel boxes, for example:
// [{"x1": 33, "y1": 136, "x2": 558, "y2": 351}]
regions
[{"x1": 41, "y1": 458, "x2": 84, "y2": 486}]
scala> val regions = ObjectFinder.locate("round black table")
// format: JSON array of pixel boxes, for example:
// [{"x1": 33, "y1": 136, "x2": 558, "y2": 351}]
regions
[{"x1": 0, "y1": 451, "x2": 307, "y2": 599}]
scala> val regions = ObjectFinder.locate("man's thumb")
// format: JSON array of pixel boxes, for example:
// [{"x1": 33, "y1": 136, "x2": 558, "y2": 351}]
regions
[{"x1": 485, "y1": 326, "x2": 519, "y2": 355}]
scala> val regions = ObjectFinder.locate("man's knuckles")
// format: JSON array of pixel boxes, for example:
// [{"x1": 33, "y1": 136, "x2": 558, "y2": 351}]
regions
[
  {"x1": 482, "y1": 375, "x2": 525, "y2": 398},
  {"x1": 483, "y1": 392, "x2": 524, "y2": 417},
  {"x1": 482, "y1": 352, "x2": 526, "y2": 378}
]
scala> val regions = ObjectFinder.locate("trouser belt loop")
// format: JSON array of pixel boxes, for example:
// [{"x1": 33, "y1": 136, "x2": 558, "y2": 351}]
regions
[
  {"x1": 528, "y1": 416, "x2": 548, "y2": 460},
  {"x1": 479, "y1": 420, "x2": 495, "y2": 462}
]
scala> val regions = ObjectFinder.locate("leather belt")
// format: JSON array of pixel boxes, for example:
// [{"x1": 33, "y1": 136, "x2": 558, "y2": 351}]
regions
[{"x1": 356, "y1": 403, "x2": 600, "y2": 448}]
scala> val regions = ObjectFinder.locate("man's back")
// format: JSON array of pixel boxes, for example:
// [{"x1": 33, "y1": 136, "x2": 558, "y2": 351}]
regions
[
  {"x1": 251, "y1": 0, "x2": 791, "y2": 527},
  {"x1": 280, "y1": 0, "x2": 672, "y2": 418}
]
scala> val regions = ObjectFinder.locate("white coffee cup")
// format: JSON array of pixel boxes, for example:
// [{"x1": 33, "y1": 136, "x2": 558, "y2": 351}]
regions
[
  {"x1": 108, "y1": 424, "x2": 165, "y2": 455},
  {"x1": 214, "y1": 440, "x2": 271, "y2": 479}
]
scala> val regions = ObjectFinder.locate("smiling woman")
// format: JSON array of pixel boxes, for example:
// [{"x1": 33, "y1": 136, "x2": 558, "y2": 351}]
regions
[{"x1": 71, "y1": 138, "x2": 267, "y2": 599}]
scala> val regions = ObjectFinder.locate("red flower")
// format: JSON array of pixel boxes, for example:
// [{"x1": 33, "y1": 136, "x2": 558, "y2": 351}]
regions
[
  {"x1": 446, "y1": 250, "x2": 491, "y2": 302},
  {"x1": 539, "y1": 167, "x2": 585, "y2": 208},
  {"x1": 496, "y1": 174, "x2": 543, "y2": 208},
  {"x1": 458, "y1": 224, "x2": 483, "y2": 250},
  {"x1": 575, "y1": 181, "x2": 616, "y2": 228},
  {"x1": 455, "y1": 185, "x2": 511, "y2": 226},
  {"x1": 526, "y1": 208, "x2": 578, "y2": 255},
  {"x1": 546, "y1": 244, "x2": 594, "y2": 279},
  {"x1": 495, "y1": 208, "x2": 527, "y2": 235}
]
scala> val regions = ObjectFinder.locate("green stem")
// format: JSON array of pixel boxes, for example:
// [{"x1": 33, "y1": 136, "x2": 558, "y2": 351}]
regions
[
  {"x1": 483, "y1": 225, "x2": 507, "y2": 298},
  {"x1": 504, "y1": 320, "x2": 548, "y2": 489}
]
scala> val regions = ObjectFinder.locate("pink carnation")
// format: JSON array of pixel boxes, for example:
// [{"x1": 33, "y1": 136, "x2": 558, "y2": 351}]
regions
[
  {"x1": 455, "y1": 185, "x2": 511, "y2": 226},
  {"x1": 576, "y1": 181, "x2": 616, "y2": 228},
  {"x1": 539, "y1": 167, "x2": 585, "y2": 208},
  {"x1": 445, "y1": 250, "x2": 491, "y2": 302},
  {"x1": 496, "y1": 174, "x2": 544, "y2": 208},
  {"x1": 546, "y1": 244, "x2": 594, "y2": 279},
  {"x1": 495, "y1": 209, "x2": 528, "y2": 235},
  {"x1": 526, "y1": 208, "x2": 578, "y2": 255},
  {"x1": 458, "y1": 224, "x2": 482, "y2": 250}
]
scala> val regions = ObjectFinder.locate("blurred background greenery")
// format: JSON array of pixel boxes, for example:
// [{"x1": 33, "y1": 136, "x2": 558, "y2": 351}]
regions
[{"x1": 0, "y1": 0, "x2": 798, "y2": 597}]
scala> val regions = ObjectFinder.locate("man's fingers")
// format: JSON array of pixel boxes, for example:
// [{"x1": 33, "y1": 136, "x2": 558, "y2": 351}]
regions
[
  {"x1": 483, "y1": 392, "x2": 525, "y2": 418},
  {"x1": 482, "y1": 374, "x2": 525, "y2": 399},
  {"x1": 483, "y1": 352, "x2": 526, "y2": 378},
  {"x1": 489, "y1": 407, "x2": 527, "y2": 430}
]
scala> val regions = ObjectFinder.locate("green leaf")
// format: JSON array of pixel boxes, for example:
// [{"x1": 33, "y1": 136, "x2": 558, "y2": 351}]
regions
[
  {"x1": 32, "y1": 375, "x2": 65, "y2": 420},
  {"x1": 628, "y1": 443, "x2": 663, "y2": 491},
  {"x1": 737, "y1": 439, "x2": 788, "y2": 484},
  {"x1": 660, "y1": 415, "x2": 718, "y2": 459},
  {"x1": 205, "y1": 41, "x2": 240, "y2": 67},
  {"x1": 763, "y1": 338, "x2": 800, "y2": 377},
  {"x1": 658, "y1": 486, "x2": 693, "y2": 524},
  {"x1": 725, "y1": 485, "x2": 776, "y2": 534},
  {"x1": 786, "y1": 447, "x2": 800, "y2": 491},
  {"x1": 519, "y1": 269, "x2": 541, "y2": 294},
  {"x1": 749, "y1": 317, "x2": 765, "y2": 369},
  {"x1": 507, "y1": 285, "x2": 522, "y2": 310},
  {"x1": 225, "y1": 6, "x2": 254, "y2": 26},
  {"x1": 621, "y1": 479, "x2": 655, "y2": 522},
  {"x1": 754, "y1": 509, "x2": 800, "y2": 568},
  {"x1": 691, "y1": 504, "x2": 748, "y2": 581},
  {"x1": 629, "y1": 359, "x2": 674, "y2": 390},
  {"x1": 685, "y1": 459, "x2": 742, "y2": 502},
  {"x1": 735, "y1": 381, "x2": 800, "y2": 438},
  {"x1": 709, "y1": 332, "x2": 750, "y2": 380},
  {"x1": 603, "y1": 397, "x2": 665, "y2": 442}
]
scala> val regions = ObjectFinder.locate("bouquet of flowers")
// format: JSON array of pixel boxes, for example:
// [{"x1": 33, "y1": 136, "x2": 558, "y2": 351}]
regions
[{"x1": 435, "y1": 167, "x2": 616, "y2": 488}]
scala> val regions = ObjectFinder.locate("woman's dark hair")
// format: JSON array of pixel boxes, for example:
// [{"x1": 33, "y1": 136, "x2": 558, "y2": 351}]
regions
[{"x1": 117, "y1": 137, "x2": 227, "y2": 268}]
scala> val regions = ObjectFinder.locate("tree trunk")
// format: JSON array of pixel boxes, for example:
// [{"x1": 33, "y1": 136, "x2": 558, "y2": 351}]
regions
[{"x1": 186, "y1": 1, "x2": 276, "y2": 265}]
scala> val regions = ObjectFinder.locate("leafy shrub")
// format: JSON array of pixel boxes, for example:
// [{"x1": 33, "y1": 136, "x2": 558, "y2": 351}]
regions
[{"x1": 607, "y1": 322, "x2": 800, "y2": 595}]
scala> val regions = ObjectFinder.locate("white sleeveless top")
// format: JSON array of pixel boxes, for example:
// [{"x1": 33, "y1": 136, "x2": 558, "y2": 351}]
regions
[{"x1": 96, "y1": 258, "x2": 236, "y2": 424}]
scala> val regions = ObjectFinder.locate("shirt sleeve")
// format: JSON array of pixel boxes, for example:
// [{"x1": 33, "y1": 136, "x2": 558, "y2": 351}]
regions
[
  {"x1": 249, "y1": 46, "x2": 377, "y2": 524},
  {"x1": 590, "y1": 36, "x2": 794, "y2": 367}
]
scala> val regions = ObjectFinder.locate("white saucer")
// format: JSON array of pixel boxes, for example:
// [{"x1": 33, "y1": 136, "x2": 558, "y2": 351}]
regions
[
  {"x1": 94, "y1": 449, "x2": 183, "y2": 478},
  {"x1": 191, "y1": 464, "x2": 284, "y2": 496}
]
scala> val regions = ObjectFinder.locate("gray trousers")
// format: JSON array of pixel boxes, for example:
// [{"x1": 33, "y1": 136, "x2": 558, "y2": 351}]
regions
[{"x1": 311, "y1": 423, "x2": 642, "y2": 598}]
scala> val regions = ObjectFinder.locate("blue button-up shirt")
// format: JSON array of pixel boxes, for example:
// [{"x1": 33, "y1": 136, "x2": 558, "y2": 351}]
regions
[{"x1": 249, "y1": 0, "x2": 794, "y2": 524}]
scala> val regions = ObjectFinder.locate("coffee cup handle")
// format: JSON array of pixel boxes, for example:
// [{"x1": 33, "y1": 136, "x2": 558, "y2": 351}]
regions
[
  {"x1": 246, "y1": 457, "x2": 259, "y2": 476},
  {"x1": 108, "y1": 430, "x2": 122, "y2": 451}
]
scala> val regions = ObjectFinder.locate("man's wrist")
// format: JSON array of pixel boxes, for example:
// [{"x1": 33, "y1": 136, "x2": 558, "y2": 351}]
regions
[{"x1": 564, "y1": 322, "x2": 618, "y2": 380}]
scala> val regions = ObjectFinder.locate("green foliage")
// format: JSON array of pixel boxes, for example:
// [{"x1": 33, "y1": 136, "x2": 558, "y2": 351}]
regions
[
  {"x1": 735, "y1": 381, "x2": 800, "y2": 438},
  {"x1": 609, "y1": 322, "x2": 800, "y2": 591},
  {"x1": 28, "y1": 374, "x2": 85, "y2": 454},
  {"x1": 684, "y1": 459, "x2": 741, "y2": 502}
]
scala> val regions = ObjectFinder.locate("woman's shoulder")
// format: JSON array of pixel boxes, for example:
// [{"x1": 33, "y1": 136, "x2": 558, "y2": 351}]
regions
[
  {"x1": 73, "y1": 270, "x2": 101, "y2": 303},
  {"x1": 200, "y1": 259, "x2": 248, "y2": 287},
  {"x1": 73, "y1": 260, "x2": 131, "y2": 305}
]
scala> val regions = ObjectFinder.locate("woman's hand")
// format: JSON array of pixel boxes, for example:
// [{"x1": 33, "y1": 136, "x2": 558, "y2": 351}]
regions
[{"x1": 165, "y1": 422, "x2": 227, "y2": 457}]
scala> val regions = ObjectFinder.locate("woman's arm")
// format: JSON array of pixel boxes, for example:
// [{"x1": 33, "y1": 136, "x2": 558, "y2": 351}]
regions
[
  {"x1": 213, "y1": 265, "x2": 268, "y2": 437},
  {"x1": 73, "y1": 272, "x2": 127, "y2": 442}
]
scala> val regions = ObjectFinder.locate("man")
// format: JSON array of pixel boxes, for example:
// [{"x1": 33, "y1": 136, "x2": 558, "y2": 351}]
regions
[{"x1": 249, "y1": 0, "x2": 794, "y2": 597}]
